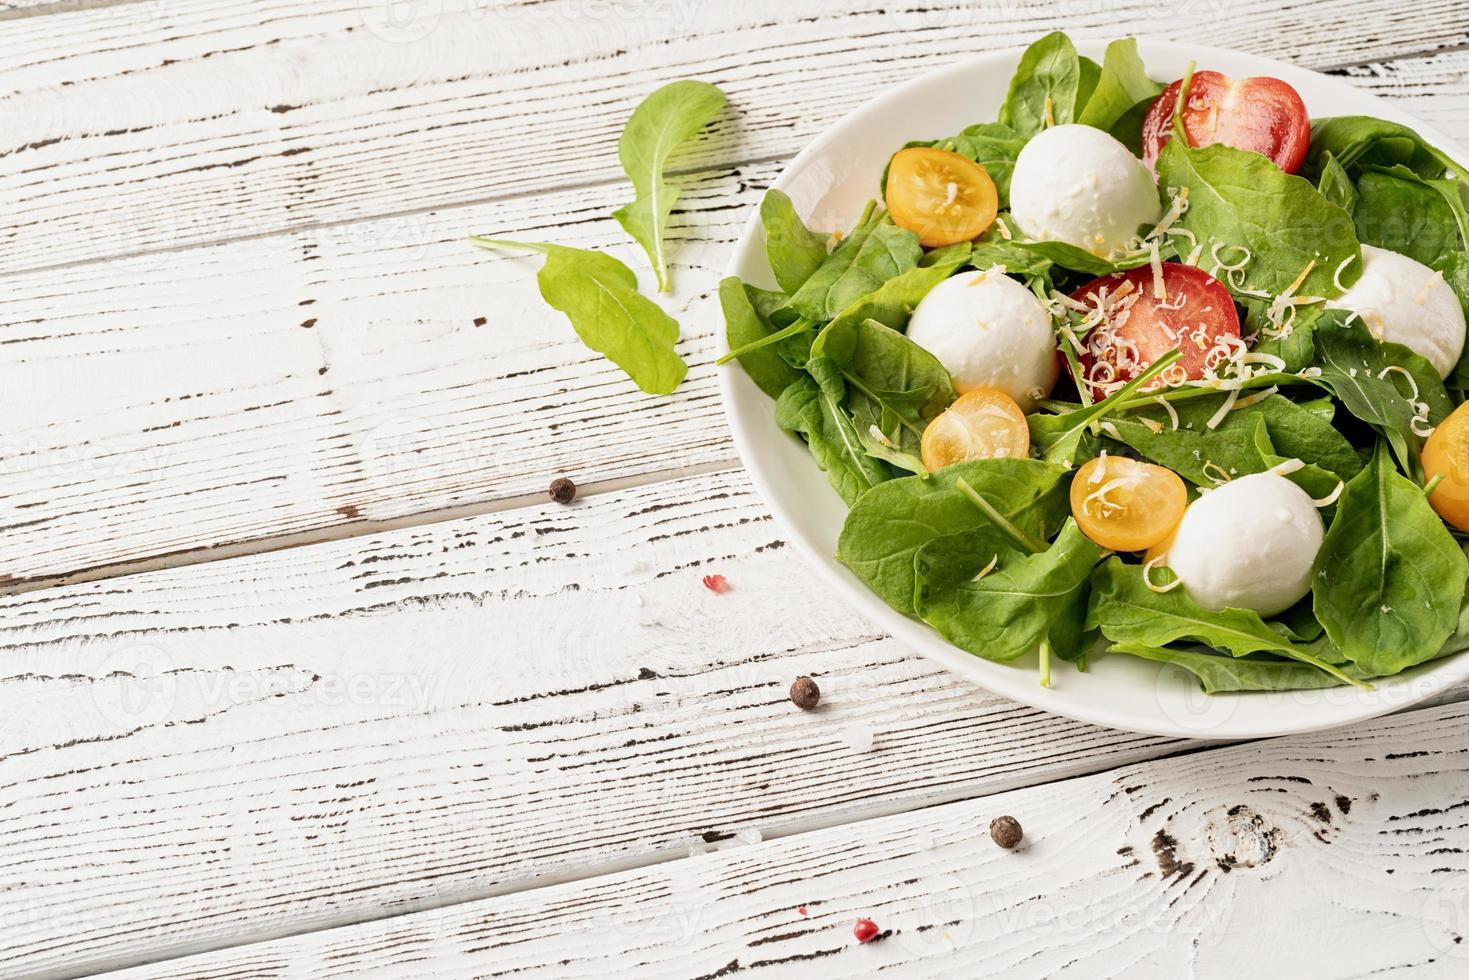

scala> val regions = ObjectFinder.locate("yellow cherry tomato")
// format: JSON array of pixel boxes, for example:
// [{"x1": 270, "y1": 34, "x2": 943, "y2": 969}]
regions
[
  {"x1": 1070, "y1": 455, "x2": 1188, "y2": 552},
  {"x1": 885, "y1": 147, "x2": 998, "y2": 247},
  {"x1": 1423, "y1": 401, "x2": 1469, "y2": 531},
  {"x1": 920, "y1": 388, "x2": 1029, "y2": 471}
]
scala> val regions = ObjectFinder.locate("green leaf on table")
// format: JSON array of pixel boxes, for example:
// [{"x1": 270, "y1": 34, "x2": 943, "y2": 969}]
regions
[
  {"x1": 915, "y1": 519, "x2": 1102, "y2": 663},
  {"x1": 1086, "y1": 559, "x2": 1361, "y2": 685},
  {"x1": 1156, "y1": 138, "x2": 1361, "y2": 299},
  {"x1": 786, "y1": 212, "x2": 923, "y2": 323},
  {"x1": 999, "y1": 32, "x2": 1082, "y2": 138},
  {"x1": 775, "y1": 356, "x2": 890, "y2": 506},
  {"x1": 470, "y1": 239, "x2": 686, "y2": 395},
  {"x1": 1309, "y1": 309, "x2": 1452, "y2": 474},
  {"x1": 1312, "y1": 443, "x2": 1469, "y2": 675},
  {"x1": 613, "y1": 79, "x2": 727, "y2": 292},
  {"x1": 761, "y1": 189, "x2": 830, "y2": 294},
  {"x1": 720, "y1": 277, "x2": 801, "y2": 398},
  {"x1": 1076, "y1": 38, "x2": 1163, "y2": 133},
  {"x1": 837, "y1": 458, "x2": 1071, "y2": 613}
]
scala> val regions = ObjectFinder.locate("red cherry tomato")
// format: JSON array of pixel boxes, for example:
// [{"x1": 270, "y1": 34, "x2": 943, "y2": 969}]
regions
[
  {"x1": 1142, "y1": 71, "x2": 1311, "y2": 174},
  {"x1": 1070, "y1": 263, "x2": 1241, "y2": 399}
]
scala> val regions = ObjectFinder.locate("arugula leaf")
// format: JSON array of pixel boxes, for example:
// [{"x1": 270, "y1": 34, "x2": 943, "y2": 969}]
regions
[
  {"x1": 786, "y1": 212, "x2": 923, "y2": 323},
  {"x1": 775, "y1": 357, "x2": 890, "y2": 505},
  {"x1": 1110, "y1": 643, "x2": 1359, "y2": 693},
  {"x1": 1352, "y1": 166, "x2": 1461, "y2": 267},
  {"x1": 1076, "y1": 38, "x2": 1163, "y2": 132},
  {"x1": 761, "y1": 189, "x2": 829, "y2": 293},
  {"x1": 915, "y1": 519, "x2": 1102, "y2": 663},
  {"x1": 1306, "y1": 116, "x2": 1466, "y2": 183},
  {"x1": 1087, "y1": 559, "x2": 1361, "y2": 685},
  {"x1": 720, "y1": 277, "x2": 800, "y2": 398},
  {"x1": 998, "y1": 32, "x2": 1082, "y2": 138},
  {"x1": 613, "y1": 80, "x2": 727, "y2": 292},
  {"x1": 1157, "y1": 138, "x2": 1361, "y2": 299},
  {"x1": 1312, "y1": 443, "x2": 1469, "y2": 675},
  {"x1": 1310, "y1": 310, "x2": 1452, "y2": 474},
  {"x1": 470, "y1": 239, "x2": 686, "y2": 395},
  {"x1": 836, "y1": 458, "x2": 1071, "y2": 613}
]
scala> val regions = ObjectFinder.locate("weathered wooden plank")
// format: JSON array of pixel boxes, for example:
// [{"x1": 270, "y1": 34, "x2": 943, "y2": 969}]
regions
[
  {"x1": 102, "y1": 699, "x2": 1469, "y2": 980},
  {"x1": 6, "y1": 0, "x2": 1469, "y2": 273},
  {"x1": 0, "y1": 466, "x2": 1210, "y2": 978},
  {"x1": 5, "y1": 50, "x2": 1469, "y2": 586}
]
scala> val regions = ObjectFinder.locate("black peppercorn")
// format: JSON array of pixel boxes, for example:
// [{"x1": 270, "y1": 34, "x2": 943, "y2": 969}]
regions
[
  {"x1": 789, "y1": 676, "x2": 820, "y2": 710},
  {"x1": 548, "y1": 477, "x2": 576, "y2": 504},
  {"x1": 990, "y1": 815, "x2": 1023, "y2": 849}
]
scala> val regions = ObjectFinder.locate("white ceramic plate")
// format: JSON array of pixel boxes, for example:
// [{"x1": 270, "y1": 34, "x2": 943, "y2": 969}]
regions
[{"x1": 719, "y1": 38, "x2": 1469, "y2": 740}]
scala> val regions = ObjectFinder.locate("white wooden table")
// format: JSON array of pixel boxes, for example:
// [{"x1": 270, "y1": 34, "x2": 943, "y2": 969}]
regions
[{"x1": 5, "y1": 1, "x2": 1469, "y2": 976}]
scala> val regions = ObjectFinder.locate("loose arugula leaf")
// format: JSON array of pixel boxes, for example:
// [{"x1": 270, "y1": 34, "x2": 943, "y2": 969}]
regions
[
  {"x1": 915, "y1": 519, "x2": 1102, "y2": 663},
  {"x1": 999, "y1": 32, "x2": 1082, "y2": 138},
  {"x1": 786, "y1": 212, "x2": 923, "y2": 323},
  {"x1": 775, "y1": 357, "x2": 890, "y2": 505},
  {"x1": 1352, "y1": 165, "x2": 1461, "y2": 267},
  {"x1": 1087, "y1": 559, "x2": 1362, "y2": 686},
  {"x1": 1157, "y1": 138, "x2": 1361, "y2": 299},
  {"x1": 836, "y1": 458, "x2": 1071, "y2": 613},
  {"x1": 1310, "y1": 310, "x2": 1452, "y2": 474},
  {"x1": 1305, "y1": 116, "x2": 1466, "y2": 183},
  {"x1": 1312, "y1": 443, "x2": 1469, "y2": 675},
  {"x1": 1110, "y1": 643, "x2": 1359, "y2": 693},
  {"x1": 1076, "y1": 38, "x2": 1163, "y2": 133},
  {"x1": 470, "y1": 239, "x2": 686, "y2": 395},
  {"x1": 720, "y1": 277, "x2": 800, "y2": 398},
  {"x1": 761, "y1": 189, "x2": 829, "y2": 293},
  {"x1": 613, "y1": 80, "x2": 727, "y2": 292}
]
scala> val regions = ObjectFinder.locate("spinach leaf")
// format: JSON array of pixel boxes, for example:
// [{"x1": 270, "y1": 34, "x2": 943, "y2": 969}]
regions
[
  {"x1": 1156, "y1": 139, "x2": 1361, "y2": 299},
  {"x1": 1087, "y1": 559, "x2": 1360, "y2": 685},
  {"x1": 1352, "y1": 166, "x2": 1461, "y2": 267},
  {"x1": 470, "y1": 239, "x2": 686, "y2": 394},
  {"x1": 1315, "y1": 152, "x2": 1359, "y2": 215},
  {"x1": 1312, "y1": 443, "x2": 1469, "y2": 675},
  {"x1": 787, "y1": 212, "x2": 923, "y2": 323},
  {"x1": 612, "y1": 80, "x2": 727, "y2": 292},
  {"x1": 1076, "y1": 38, "x2": 1162, "y2": 133},
  {"x1": 806, "y1": 249, "x2": 969, "y2": 360},
  {"x1": 888, "y1": 125, "x2": 1028, "y2": 206},
  {"x1": 1310, "y1": 309, "x2": 1452, "y2": 474},
  {"x1": 1110, "y1": 643, "x2": 1356, "y2": 693},
  {"x1": 720, "y1": 277, "x2": 800, "y2": 398},
  {"x1": 761, "y1": 189, "x2": 829, "y2": 294},
  {"x1": 998, "y1": 32, "x2": 1082, "y2": 138},
  {"x1": 775, "y1": 357, "x2": 890, "y2": 505},
  {"x1": 1435, "y1": 252, "x2": 1469, "y2": 391},
  {"x1": 1028, "y1": 350, "x2": 1183, "y2": 466},
  {"x1": 813, "y1": 317, "x2": 955, "y2": 457},
  {"x1": 837, "y1": 458, "x2": 1071, "y2": 613},
  {"x1": 915, "y1": 520, "x2": 1102, "y2": 663},
  {"x1": 1306, "y1": 116, "x2": 1465, "y2": 183},
  {"x1": 1107, "y1": 96, "x2": 1157, "y2": 157},
  {"x1": 1076, "y1": 56, "x2": 1103, "y2": 114}
]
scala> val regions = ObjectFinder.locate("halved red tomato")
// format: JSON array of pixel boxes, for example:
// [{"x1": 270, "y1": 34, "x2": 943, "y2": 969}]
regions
[
  {"x1": 1142, "y1": 71, "x2": 1311, "y2": 174},
  {"x1": 1070, "y1": 263, "x2": 1241, "y2": 399}
]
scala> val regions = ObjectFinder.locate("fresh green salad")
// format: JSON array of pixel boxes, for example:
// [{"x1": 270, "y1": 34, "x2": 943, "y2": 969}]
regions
[{"x1": 721, "y1": 33, "x2": 1469, "y2": 693}]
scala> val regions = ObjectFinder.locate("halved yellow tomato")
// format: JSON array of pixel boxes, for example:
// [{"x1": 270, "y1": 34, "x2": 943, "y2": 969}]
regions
[
  {"x1": 1070, "y1": 456, "x2": 1187, "y2": 552},
  {"x1": 1423, "y1": 402, "x2": 1469, "y2": 531},
  {"x1": 885, "y1": 147, "x2": 998, "y2": 247},
  {"x1": 920, "y1": 388, "x2": 1029, "y2": 471}
]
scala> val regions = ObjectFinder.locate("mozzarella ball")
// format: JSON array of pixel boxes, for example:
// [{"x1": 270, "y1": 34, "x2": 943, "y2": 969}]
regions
[
  {"x1": 1160, "y1": 473, "x2": 1323, "y2": 619},
  {"x1": 1009, "y1": 125, "x2": 1163, "y2": 259},
  {"x1": 1328, "y1": 244, "x2": 1466, "y2": 378},
  {"x1": 906, "y1": 268, "x2": 1059, "y2": 411}
]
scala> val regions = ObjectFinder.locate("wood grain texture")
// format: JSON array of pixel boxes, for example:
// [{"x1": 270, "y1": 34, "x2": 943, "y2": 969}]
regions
[
  {"x1": 0, "y1": 467, "x2": 1213, "y2": 979},
  {"x1": 102, "y1": 699, "x2": 1469, "y2": 980},
  {"x1": 3, "y1": 53, "x2": 1469, "y2": 585},
  {"x1": 5, "y1": 0, "x2": 1469, "y2": 274}
]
